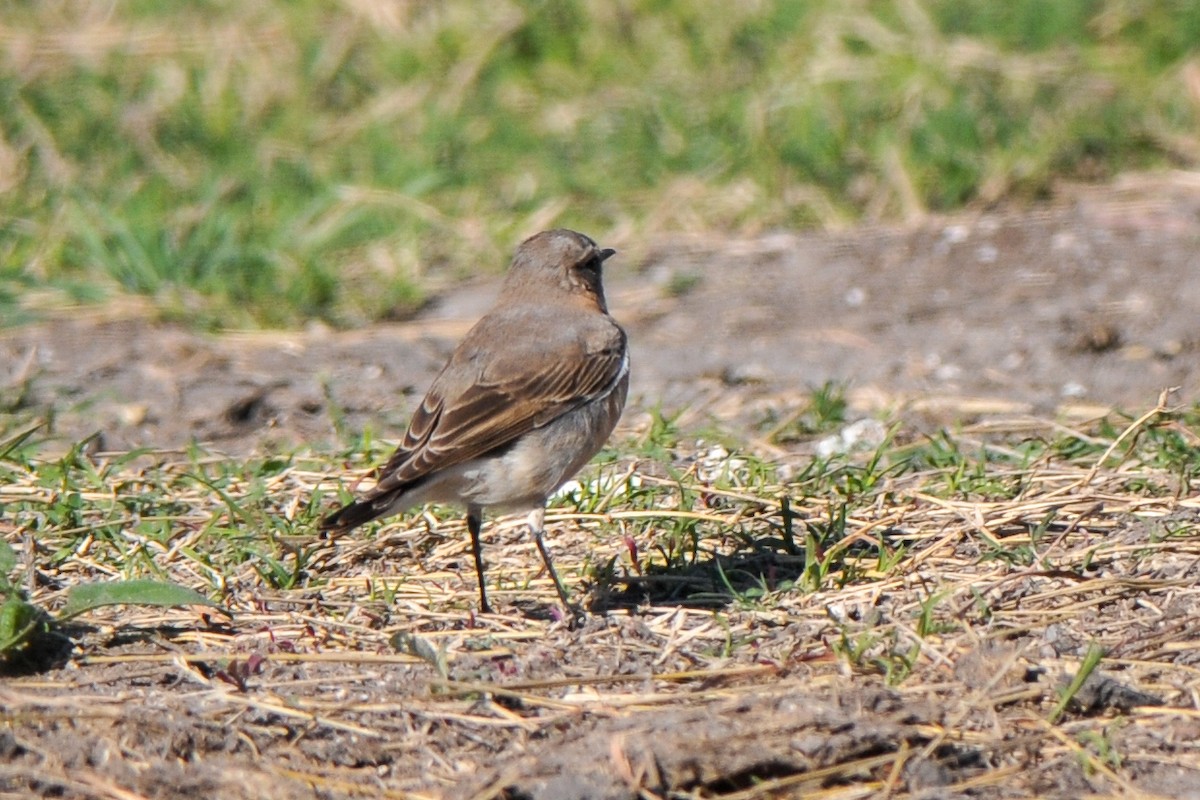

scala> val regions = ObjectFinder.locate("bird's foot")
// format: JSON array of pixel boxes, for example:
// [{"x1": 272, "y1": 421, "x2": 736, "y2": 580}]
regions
[{"x1": 557, "y1": 600, "x2": 588, "y2": 630}]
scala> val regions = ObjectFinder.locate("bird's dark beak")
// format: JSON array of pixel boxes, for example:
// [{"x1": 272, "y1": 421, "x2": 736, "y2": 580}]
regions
[{"x1": 599, "y1": 248, "x2": 616, "y2": 262}]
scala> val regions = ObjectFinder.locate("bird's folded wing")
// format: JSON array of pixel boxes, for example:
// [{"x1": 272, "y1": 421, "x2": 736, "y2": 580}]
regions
[{"x1": 369, "y1": 335, "x2": 626, "y2": 496}]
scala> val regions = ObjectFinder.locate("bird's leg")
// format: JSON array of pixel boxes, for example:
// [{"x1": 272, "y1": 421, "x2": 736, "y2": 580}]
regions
[
  {"x1": 467, "y1": 505, "x2": 492, "y2": 615},
  {"x1": 528, "y1": 506, "x2": 585, "y2": 624}
]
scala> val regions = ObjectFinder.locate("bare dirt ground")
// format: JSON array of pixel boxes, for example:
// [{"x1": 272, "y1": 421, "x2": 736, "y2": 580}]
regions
[{"x1": 4, "y1": 174, "x2": 1200, "y2": 799}]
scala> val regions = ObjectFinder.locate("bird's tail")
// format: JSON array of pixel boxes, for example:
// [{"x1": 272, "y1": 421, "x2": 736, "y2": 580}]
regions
[
  {"x1": 319, "y1": 498, "x2": 386, "y2": 534},
  {"x1": 319, "y1": 474, "x2": 427, "y2": 534}
]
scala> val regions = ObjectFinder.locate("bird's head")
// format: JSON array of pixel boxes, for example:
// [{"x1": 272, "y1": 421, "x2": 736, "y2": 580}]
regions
[{"x1": 501, "y1": 229, "x2": 617, "y2": 312}]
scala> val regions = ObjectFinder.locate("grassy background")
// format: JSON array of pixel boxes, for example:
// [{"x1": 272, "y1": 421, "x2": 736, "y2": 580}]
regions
[{"x1": 3, "y1": 0, "x2": 1199, "y2": 328}]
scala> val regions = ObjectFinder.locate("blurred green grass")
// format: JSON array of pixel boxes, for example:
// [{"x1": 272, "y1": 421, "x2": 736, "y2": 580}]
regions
[{"x1": 2, "y1": 0, "x2": 1198, "y2": 328}]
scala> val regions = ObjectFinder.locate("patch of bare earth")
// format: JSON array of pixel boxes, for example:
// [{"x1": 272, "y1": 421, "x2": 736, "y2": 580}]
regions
[{"x1": 3, "y1": 176, "x2": 1200, "y2": 798}]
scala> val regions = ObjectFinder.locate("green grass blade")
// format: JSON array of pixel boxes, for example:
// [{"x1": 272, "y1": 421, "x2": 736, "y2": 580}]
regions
[
  {"x1": 0, "y1": 540, "x2": 16, "y2": 577},
  {"x1": 1048, "y1": 642, "x2": 1105, "y2": 725},
  {"x1": 57, "y1": 579, "x2": 226, "y2": 621}
]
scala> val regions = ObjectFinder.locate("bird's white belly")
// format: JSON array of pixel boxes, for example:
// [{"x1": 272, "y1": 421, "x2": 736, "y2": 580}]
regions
[{"x1": 460, "y1": 389, "x2": 623, "y2": 510}]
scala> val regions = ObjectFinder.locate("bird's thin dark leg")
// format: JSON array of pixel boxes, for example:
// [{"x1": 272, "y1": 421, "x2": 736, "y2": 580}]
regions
[
  {"x1": 529, "y1": 507, "x2": 585, "y2": 623},
  {"x1": 467, "y1": 505, "x2": 491, "y2": 614}
]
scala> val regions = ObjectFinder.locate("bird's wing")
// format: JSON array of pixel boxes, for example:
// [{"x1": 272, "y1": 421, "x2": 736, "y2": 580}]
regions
[{"x1": 368, "y1": 321, "x2": 626, "y2": 497}]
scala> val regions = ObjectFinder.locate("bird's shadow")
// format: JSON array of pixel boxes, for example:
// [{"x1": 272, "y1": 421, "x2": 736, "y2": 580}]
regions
[{"x1": 585, "y1": 528, "x2": 903, "y2": 614}]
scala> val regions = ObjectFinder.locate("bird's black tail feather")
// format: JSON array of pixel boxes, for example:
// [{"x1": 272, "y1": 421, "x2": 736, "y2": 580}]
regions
[
  {"x1": 319, "y1": 499, "x2": 384, "y2": 534},
  {"x1": 320, "y1": 474, "x2": 425, "y2": 534}
]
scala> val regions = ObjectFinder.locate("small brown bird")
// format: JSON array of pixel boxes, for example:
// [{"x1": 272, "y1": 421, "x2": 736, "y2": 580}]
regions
[{"x1": 321, "y1": 229, "x2": 629, "y2": 616}]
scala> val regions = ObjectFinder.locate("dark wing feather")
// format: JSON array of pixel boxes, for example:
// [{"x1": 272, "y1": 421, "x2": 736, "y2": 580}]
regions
[{"x1": 369, "y1": 320, "x2": 626, "y2": 497}]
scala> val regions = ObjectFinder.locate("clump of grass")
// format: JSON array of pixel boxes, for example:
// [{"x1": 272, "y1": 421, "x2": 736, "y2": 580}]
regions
[
  {"x1": 3, "y1": 1, "x2": 1199, "y2": 326},
  {"x1": 3, "y1": 395, "x2": 1194, "y2": 617},
  {"x1": 0, "y1": 424, "x2": 225, "y2": 661}
]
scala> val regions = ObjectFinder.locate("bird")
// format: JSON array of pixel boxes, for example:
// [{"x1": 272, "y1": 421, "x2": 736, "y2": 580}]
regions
[{"x1": 320, "y1": 229, "x2": 629, "y2": 618}]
